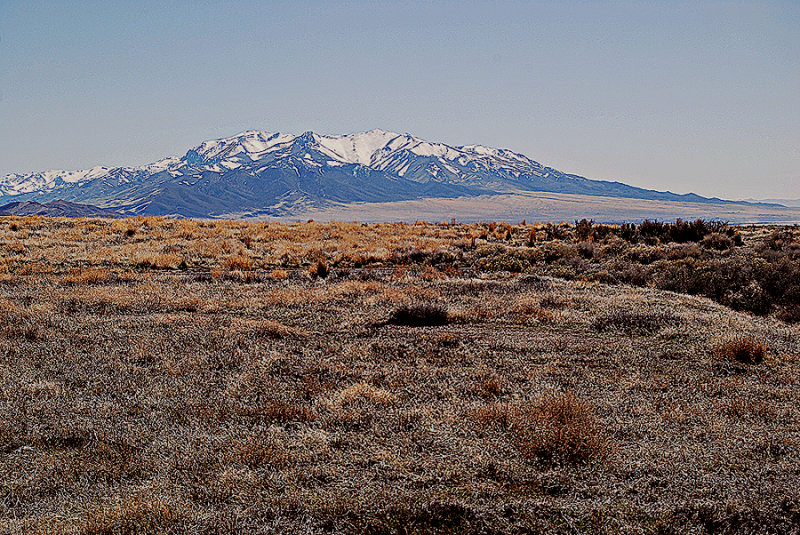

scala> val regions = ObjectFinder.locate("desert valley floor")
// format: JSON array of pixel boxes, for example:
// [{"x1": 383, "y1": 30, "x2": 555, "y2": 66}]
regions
[{"x1": 1, "y1": 217, "x2": 798, "y2": 534}]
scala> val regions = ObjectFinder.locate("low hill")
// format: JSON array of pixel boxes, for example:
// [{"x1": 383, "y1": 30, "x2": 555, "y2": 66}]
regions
[{"x1": 0, "y1": 200, "x2": 122, "y2": 218}]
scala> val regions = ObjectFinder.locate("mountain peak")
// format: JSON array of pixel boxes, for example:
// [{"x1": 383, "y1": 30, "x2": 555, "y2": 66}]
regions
[{"x1": 296, "y1": 131, "x2": 318, "y2": 144}]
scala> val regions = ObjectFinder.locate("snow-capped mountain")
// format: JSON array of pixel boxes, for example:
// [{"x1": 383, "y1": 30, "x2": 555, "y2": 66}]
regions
[{"x1": 0, "y1": 129, "x2": 723, "y2": 218}]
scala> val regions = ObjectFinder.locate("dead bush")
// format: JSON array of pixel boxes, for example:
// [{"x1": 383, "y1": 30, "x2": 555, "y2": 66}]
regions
[
  {"x1": 539, "y1": 241, "x2": 577, "y2": 263},
  {"x1": 386, "y1": 302, "x2": 448, "y2": 326},
  {"x1": 6, "y1": 241, "x2": 25, "y2": 254},
  {"x1": 593, "y1": 310, "x2": 681, "y2": 335},
  {"x1": 473, "y1": 402, "x2": 511, "y2": 428},
  {"x1": 475, "y1": 392, "x2": 610, "y2": 465},
  {"x1": 515, "y1": 303, "x2": 554, "y2": 322},
  {"x1": 516, "y1": 274, "x2": 550, "y2": 290},
  {"x1": 227, "y1": 433, "x2": 289, "y2": 468},
  {"x1": 270, "y1": 268, "x2": 289, "y2": 280},
  {"x1": 473, "y1": 375, "x2": 507, "y2": 399},
  {"x1": 310, "y1": 257, "x2": 329, "y2": 278},
  {"x1": 222, "y1": 254, "x2": 254, "y2": 271},
  {"x1": 136, "y1": 253, "x2": 181, "y2": 270},
  {"x1": 362, "y1": 502, "x2": 480, "y2": 535},
  {"x1": 509, "y1": 391, "x2": 610, "y2": 465},
  {"x1": 82, "y1": 493, "x2": 185, "y2": 535},
  {"x1": 60, "y1": 267, "x2": 111, "y2": 285},
  {"x1": 324, "y1": 382, "x2": 396, "y2": 428},
  {"x1": 702, "y1": 232, "x2": 733, "y2": 251},
  {"x1": 254, "y1": 399, "x2": 316, "y2": 424},
  {"x1": 714, "y1": 337, "x2": 766, "y2": 364},
  {"x1": 253, "y1": 319, "x2": 306, "y2": 339}
]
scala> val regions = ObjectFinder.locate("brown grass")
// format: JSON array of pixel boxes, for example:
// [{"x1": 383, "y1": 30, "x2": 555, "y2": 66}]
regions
[
  {"x1": 222, "y1": 253, "x2": 254, "y2": 271},
  {"x1": 58, "y1": 267, "x2": 111, "y2": 285},
  {"x1": 82, "y1": 493, "x2": 186, "y2": 535},
  {"x1": 1, "y1": 216, "x2": 799, "y2": 534}
]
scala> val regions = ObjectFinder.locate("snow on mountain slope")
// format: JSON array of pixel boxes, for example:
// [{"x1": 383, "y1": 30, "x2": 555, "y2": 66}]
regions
[
  {"x1": 0, "y1": 129, "x2": 726, "y2": 218},
  {"x1": 0, "y1": 129, "x2": 545, "y2": 195}
]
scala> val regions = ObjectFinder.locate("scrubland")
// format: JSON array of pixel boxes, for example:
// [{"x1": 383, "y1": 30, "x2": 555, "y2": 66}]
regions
[{"x1": 0, "y1": 216, "x2": 798, "y2": 534}]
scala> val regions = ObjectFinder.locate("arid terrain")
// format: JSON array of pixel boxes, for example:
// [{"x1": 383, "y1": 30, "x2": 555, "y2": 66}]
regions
[
  {"x1": 1, "y1": 216, "x2": 798, "y2": 534},
  {"x1": 266, "y1": 192, "x2": 800, "y2": 226}
]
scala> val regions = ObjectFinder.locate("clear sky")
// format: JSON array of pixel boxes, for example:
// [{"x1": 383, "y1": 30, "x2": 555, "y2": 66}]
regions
[{"x1": 1, "y1": 1, "x2": 798, "y2": 199}]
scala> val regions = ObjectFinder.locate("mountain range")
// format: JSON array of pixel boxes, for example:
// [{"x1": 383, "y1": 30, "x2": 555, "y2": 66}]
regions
[{"x1": 0, "y1": 129, "x2": 734, "y2": 219}]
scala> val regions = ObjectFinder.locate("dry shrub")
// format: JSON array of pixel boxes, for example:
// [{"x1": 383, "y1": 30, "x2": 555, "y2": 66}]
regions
[
  {"x1": 593, "y1": 309, "x2": 681, "y2": 335},
  {"x1": 386, "y1": 302, "x2": 448, "y2": 326},
  {"x1": 777, "y1": 304, "x2": 800, "y2": 323},
  {"x1": 448, "y1": 305, "x2": 495, "y2": 324},
  {"x1": 247, "y1": 398, "x2": 315, "y2": 424},
  {"x1": 721, "y1": 397, "x2": 777, "y2": 421},
  {"x1": 227, "y1": 433, "x2": 289, "y2": 468},
  {"x1": 473, "y1": 402, "x2": 511, "y2": 428},
  {"x1": 222, "y1": 254, "x2": 254, "y2": 271},
  {"x1": 82, "y1": 493, "x2": 185, "y2": 535},
  {"x1": 477, "y1": 392, "x2": 610, "y2": 465},
  {"x1": 714, "y1": 337, "x2": 766, "y2": 364},
  {"x1": 418, "y1": 265, "x2": 445, "y2": 280},
  {"x1": 516, "y1": 274, "x2": 551, "y2": 290},
  {"x1": 59, "y1": 267, "x2": 111, "y2": 285},
  {"x1": 328, "y1": 382, "x2": 397, "y2": 408},
  {"x1": 511, "y1": 392, "x2": 610, "y2": 464},
  {"x1": 702, "y1": 232, "x2": 733, "y2": 251},
  {"x1": 514, "y1": 301, "x2": 554, "y2": 322},
  {"x1": 362, "y1": 502, "x2": 480, "y2": 535},
  {"x1": 539, "y1": 241, "x2": 577, "y2": 262},
  {"x1": 473, "y1": 374, "x2": 507, "y2": 398},
  {"x1": 239, "y1": 230, "x2": 254, "y2": 248},
  {"x1": 136, "y1": 253, "x2": 181, "y2": 270},
  {"x1": 0, "y1": 298, "x2": 25, "y2": 319},
  {"x1": 253, "y1": 319, "x2": 306, "y2": 339},
  {"x1": 6, "y1": 241, "x2": 25, "y2": 254},
  {"x1": 270, "y1": 268, "x2": 289, "y2": 280},
  {"x1": 309, "y1": 257, "x2": 329, "y2": 278},
  {"x1": 325, "y1": 382, "x2": 396, "y2": 428},
  {"x1": 433, "y1": 332, "x2": 460, "y2": 347}
]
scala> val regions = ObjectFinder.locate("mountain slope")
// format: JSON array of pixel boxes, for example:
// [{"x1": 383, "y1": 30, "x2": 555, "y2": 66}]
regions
[
  {"x1": 0, "y1": 129, "x2": 730, "y2": 218},
  {"x1": 0, "y1": 200, "x2": 122, "y2": 218}
]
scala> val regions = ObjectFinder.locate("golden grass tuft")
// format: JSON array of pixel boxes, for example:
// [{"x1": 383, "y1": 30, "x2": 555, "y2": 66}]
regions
[
  {"x1": 81, "y1": 493, "x2": 185, "y2": 535},
  {"x1": 328, "y1": 382, "x2": 397, "y2": 408},
  {"x1": 252, "y1": 319, "x2": 306, "y2": 339},
  {"x1": 476, "y1": 391, "x2": 611, "y2": 465},
  {"x1": 269, "y1": 268, "x2": 289, "y2": 280},
  {"x1": 59, "y1": 267, "x2": 111, "y2": 285},
  {"x1": 227, "y1": 433, "x2": 289, "y2": 468},
  {"x1": 135, "y1": 253, "x2": 182, "y2": 270},
  {"x1": 510, "y1": 391, "x2": 611, "y2": 464},
  {"x1": 222, "y1": 254, "x2": 254, "y2": 271}
]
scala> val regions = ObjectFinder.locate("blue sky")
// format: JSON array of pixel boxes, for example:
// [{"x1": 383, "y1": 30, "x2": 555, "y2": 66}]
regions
[{"x1": 1, "y1": 1, "x2": 798, "y2": 199}]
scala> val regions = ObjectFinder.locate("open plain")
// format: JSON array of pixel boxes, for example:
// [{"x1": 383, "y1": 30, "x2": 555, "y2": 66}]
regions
[
  {"x1": 266, "y1": 192, "x2": 800, "y2": 226},
  {"x1": 0, "y1": 216, "x2": 798, "y2": 534}
]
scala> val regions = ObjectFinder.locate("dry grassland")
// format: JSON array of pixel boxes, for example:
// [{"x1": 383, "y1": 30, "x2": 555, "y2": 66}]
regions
[{"x1": 0, "y1": 216, "x2": 798, "y2": 534}]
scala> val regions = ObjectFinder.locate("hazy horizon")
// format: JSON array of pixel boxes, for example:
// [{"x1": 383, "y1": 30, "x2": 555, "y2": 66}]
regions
[{"x1": 1, "y1": 1, "x2": 798, "y2": 200}]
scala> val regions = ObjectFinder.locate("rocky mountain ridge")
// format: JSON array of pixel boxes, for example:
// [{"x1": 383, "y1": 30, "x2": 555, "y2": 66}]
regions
[{"x1": 0, "y1": 129, "x2": 731, "y2": 218}]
